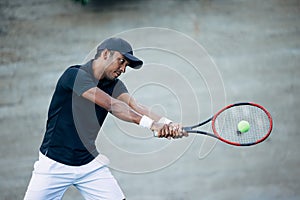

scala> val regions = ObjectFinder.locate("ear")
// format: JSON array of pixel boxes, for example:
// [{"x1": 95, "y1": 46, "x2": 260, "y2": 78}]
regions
[{"x1": 101, "y1": 49, "x2": 109, "y2": 60}]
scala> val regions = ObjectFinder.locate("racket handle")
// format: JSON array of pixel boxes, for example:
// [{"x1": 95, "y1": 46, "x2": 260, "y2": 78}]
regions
[{"x1": 182, "y1": 127, "x2": 192, "y2": 132}]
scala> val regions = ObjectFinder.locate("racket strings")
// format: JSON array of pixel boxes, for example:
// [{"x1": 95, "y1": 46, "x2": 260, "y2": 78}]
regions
[{"x1": 213, "y1": 105, "x2": 271, "y2": 145}]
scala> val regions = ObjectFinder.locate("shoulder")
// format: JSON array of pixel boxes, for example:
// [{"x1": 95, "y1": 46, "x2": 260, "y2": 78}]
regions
[
  {"x1": 59, "y1": 66, "x2": 80, "y2": 81},
  {"x1": 63, "y1": 65, "x2": 87, "y2": 76},
  {"x1": 58, "y1": 65, "x2": 97, "y2": 95},
  {"x1": 60, "y1": 65, "x2": 94, "y2": 82}
]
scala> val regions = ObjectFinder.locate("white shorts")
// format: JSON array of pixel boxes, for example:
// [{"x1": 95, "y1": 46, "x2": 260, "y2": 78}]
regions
[{"x1": 24, "y1": 152, "x2": 125, "y2": 200}]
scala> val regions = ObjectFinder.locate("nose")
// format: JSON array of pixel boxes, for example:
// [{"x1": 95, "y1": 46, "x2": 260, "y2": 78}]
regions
[{"x1": 119, "y1": 64, "x2": 126, "y2": 73}]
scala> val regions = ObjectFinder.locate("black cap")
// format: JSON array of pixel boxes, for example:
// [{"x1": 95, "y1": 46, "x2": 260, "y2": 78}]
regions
[{"x1": 97, "y1": 37, "x2": 143, "y2": 69}]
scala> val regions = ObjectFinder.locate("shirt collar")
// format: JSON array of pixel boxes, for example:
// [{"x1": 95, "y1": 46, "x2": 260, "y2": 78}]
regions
[{"x1": 81, "y1": 59, "x2": 118, "y2": 86}]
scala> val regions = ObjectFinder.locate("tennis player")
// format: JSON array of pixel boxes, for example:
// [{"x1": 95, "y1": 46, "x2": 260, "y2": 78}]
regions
[{"x1": 24, "y1": 37, "x2": 187, "y2": 200}]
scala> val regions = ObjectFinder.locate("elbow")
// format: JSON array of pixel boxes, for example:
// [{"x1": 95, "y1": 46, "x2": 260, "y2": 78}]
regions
[
  {"x1": 108, "y1": 100, "x2": 122, "y2": 114},
  {"x1": 84, "y1": 87, "x2": 120, "y2": 113},
  {"x1": 102, "y1": 98, "x2": 114, "y2": 112},
  {"x1": 104, "y1": 98, "x2": 121, "y2": 114},
  {"x1": 93, "y1": 94, "x2": 114, "y2": 112}
]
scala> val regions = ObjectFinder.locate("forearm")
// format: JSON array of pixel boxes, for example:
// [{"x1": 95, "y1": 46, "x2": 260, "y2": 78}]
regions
[
  {"x1": 112, "y1": 101, "x2": 185, "y2": 138},
  {"x1": 82, "y1": 88, "x2": 178, "y2": 134},
  {"x1": 129, "y1": 102, "x2": 165, "y2": 122},
  {"x1": 109, "y1": 99, "x2": 142, "y2": 124},
  {"x1": 82, "y1": 87, "x2": 142, "y2": 124}
]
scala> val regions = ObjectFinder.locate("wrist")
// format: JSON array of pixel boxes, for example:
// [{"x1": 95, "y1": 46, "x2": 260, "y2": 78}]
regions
[
  {"x1": 158, "y1": 117, "x2": 172, "y2": 124},
  {"x1": 139, "y1": 115, "x2": 154, "y2": 129}
]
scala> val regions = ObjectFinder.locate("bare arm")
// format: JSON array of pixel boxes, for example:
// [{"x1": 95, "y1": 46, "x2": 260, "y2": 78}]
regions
[
  {"x1": 82, "y1": 87, "x2": 142, "y2": 124},
  {"x1": 82, "y1": 88, "x2": 186, "y2": 138},
  {"x1": 117, "y1": 93, "x2": 188, "y2": 139},
  {"x1": 117, "y1": 93, "x2": 162, "y2": 122}
]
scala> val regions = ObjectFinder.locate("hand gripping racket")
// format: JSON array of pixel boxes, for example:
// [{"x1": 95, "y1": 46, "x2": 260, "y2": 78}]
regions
[{"x1": 183, "y1": 102, "x2": 273, "y2": 146}]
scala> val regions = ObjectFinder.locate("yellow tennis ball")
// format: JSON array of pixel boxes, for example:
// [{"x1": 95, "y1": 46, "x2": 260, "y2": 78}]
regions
[{"x1": 238, "y1": 120, "x2": 250, "y2": 133}]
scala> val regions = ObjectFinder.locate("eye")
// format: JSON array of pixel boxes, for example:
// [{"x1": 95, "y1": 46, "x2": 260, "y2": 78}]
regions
[{"x1": 119, "y1": 58, "x2": 125, "y2": 65}]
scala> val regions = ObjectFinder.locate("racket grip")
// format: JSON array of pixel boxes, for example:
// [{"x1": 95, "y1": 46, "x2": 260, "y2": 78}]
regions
[{"x1": 182, "y1": 127, "x2": 191, "y2": 132}]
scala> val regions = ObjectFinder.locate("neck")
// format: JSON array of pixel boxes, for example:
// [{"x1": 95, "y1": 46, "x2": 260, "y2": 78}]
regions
[{"x1": 92, "y1": 59, "x2": 105, "y2": 80}]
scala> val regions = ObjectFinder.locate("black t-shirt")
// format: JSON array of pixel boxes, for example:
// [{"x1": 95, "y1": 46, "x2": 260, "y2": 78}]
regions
[{"x1": 40, "y1": 60, "x2": 128, "y2": 166}]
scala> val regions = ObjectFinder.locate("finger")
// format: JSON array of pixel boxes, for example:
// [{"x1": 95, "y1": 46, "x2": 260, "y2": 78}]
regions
[
  {"x1": 174, "y1": 124, "x2": 182, "y2": 138},
  {"x1": 176, "y1": 125, "x2": 183, "y2": 138},
  {"x1": 169, "y1": 124, "x2": 177, "y2": 138},
  {"x1": 165, "y1": 124, "x2": 170, "y2": 137},
  {"x1": 161, "y1": 124, "x2": 170, "y2": 138},
  {"x1": 173, "y1": 125, "x2": 184, "y2": 138},
  {"x1": 169, "y1": 125, "x2": 176, "y2": 138},
  {"x1": 158, "y1": 126, "x2": 165, "y2": 138},
  {"x1": 168, "y1": 125, "x2": 173, "y2": 137},
  {"x1": 179, "y1": 126, "x2": 185, "y2": 138},
  {"x1": 182, "y1": 129, "x2": 189, "y2": 137},
  {"x1": 159, "y1": 128, "x2": 165, "y2": 138}
]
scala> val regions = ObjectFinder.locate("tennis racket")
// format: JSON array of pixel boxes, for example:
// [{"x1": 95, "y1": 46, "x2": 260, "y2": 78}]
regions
[{"x1": 183, "y1": 102, "x2": 273, "y2": 146}]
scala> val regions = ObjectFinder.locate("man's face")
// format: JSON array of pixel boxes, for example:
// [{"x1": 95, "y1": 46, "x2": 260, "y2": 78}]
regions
[{"x1": 103, "y1": 51, "x2": 130, "y2": 80}]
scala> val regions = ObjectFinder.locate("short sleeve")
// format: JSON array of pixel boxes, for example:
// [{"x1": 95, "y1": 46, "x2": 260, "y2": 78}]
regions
[
  {"x1": 111, "y1": 79, "x2": 128, "y2": 98},
  {"x1": 59, "y1": 67, "x2": 97, "y2": 96}
]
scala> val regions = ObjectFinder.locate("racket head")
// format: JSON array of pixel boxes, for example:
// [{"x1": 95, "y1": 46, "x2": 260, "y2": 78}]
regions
[{"x1": 211, "y1": 102, "x2": 273, "y2": 146}]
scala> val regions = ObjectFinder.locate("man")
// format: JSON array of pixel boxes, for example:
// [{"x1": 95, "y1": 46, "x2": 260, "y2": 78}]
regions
[{"x1": 24, "y1": 37, "x2": 187, "y2": 199}]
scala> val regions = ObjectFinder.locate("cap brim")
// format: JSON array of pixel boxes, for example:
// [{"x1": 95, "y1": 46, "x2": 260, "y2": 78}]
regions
[{"x1": 123, "y1": 53, "x2": 143, "y2": 69}]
